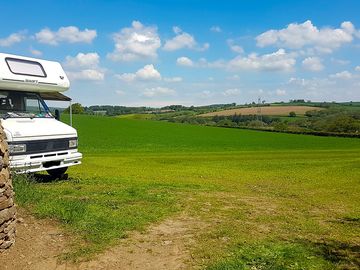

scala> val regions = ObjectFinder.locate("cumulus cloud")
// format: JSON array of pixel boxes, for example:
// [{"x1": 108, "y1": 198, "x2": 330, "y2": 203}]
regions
[
  {"x1": 256, "y1": 20, "x2": 356, "y2": 53},
  {"x1": 29, "y1": 48, "x2": 42, "y2": 56},
  {"x1": 199, "y1": 90, "x2": 213, "y2": 98},
  {"x1": 64, "y1": 52, "x2": 104, "y2": 81},
  {"x1": 302, "y1": 57, "x2": 324, "y2": 72},
  {"x1": 176, "y1": 56, "x2": 194, "y2": 66},
  {"x1": 176, "y1": 50, "x2": 294, "y2": 72},
  {"x1": 227, "y1": 74, "x2": 240, "y2": 80},
  {"x1": 355, "y1": 66, "x2": 360, "y2": 71},
  {"x1": 210, "y1": 26, "x2": 222, "y2": 33},
  {"x1": 64, "y1": 52, "x2": 100, "y2": 68},
  {"x1": 331, "y1": 58, "x2": 350, "y2": 65},
  {"x1": 142, "y1": 87, "x2": 176, "y2": 97},
  {"x1": 276, "y1": 89, "x2": 286, "y2": 96},
  {"x1": 107, "y1": 21, "x2": 161, "y2": 62},
  {"x1": 116, "y1": 64, "x2": 161, "y2": 82},
  {"x1": 163, "y1": 77, "x2": 183, "y2": 82},
  {"x1": 0, "y1": 32, "x2": 25, "y2": 47},
  {"x1": 163, "y1": 27, "x2": 208, "y2": 51},
  {"x1": 329, "y1": 70, "x2": 353, "y2": 79},
  {"x1": 35, "y1": 26, "x2": 97, "y2": 45},
  {"x1": 228, "y1": 49, "x2": 296, "y2": 71},
  {"x1": 67, "y1": 69, "x2": 105, "y2": 81},
  {"x1": 176, "y1": 57, "x2": 225, "y2": 69},
  {"x1": 223, "y1": 88, "x2": 241, "y2": 96},
  {"x1": 287, "y1": 75, "x2": 360, "y2": 101},
  {"x1": 116, "y1": 90, "x2": 126, "y2": 96},
  {"x1": 227, "y1": 39, "x2": 244, "y2": 54}
]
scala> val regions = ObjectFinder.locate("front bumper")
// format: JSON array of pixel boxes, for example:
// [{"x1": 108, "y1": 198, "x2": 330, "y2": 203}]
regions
[{"x1": 10, "y1": 149, "x2": 82, "y2": 174}]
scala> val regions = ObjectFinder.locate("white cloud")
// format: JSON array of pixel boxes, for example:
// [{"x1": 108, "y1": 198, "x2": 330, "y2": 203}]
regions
[
  {"x1": 35, "y1": 26, "x2": 97, "y2": 45},
  {"x1": 276, "y1": 89, "x2": 286, "y2": 96},
  {"x1": 256, "y1": 20, "x2": 356, "y2": 53},
  {"x1": 29, "y1": 48, "x2": 42, "y2": 56},
  {"x1": 355, "y1": 66, "x2": 360, "y2": 71},
  {"x1": 227, "y1": 39, "x2": 244, "y2": 54},
  {"x1": 163, "y1": 27, "x2": 208, "y2": 51},
  {"x1": 163, "y1": 77, "x2": 183, "y2": 82},
  {"x1": 199, "y1": 90, "x2": 213, "y2": 98},
  {"x1": 0, "y1": 32, "x2": 25, "y2": 47},
  {"x1": 64, "y1": 52, "x2": 100, "y2": 68},
  {"x1": 107, "y1": 21, "x2": 161, "y2": 61},
  {"x1": 227, "y1": 74, "x2": 240, "y2": 80},
  {"x1": 223, "y1": 88, "x2": 241, "y2": 96},
  {"x1": 176, "y1": 56, "x2": 194, "y2": 66},
  {"x1": 177, "y1": 51, "x2": 294, "y2": 72},
  {"x1": 302, "y1": 57, "x2": 324, "y2": 72},
  {"x1": 177, "y1": 57, "x2": 225, "y2": 69},
  {"x1": 116, "y1": 64, "x2": 161, "y2": 82},
  {"x1": 116, "y1": 90, "x2": 126, "y2": 96},
  {"x1": 64, "y1": 52, "x2": 104, "y2": 81},
  {"x1": 210, "y1": 26, "x2": 222, "y2": 33},
  {"x1": 142, "y1": 87, "x2": 176, "y2": 97},
  {"x1": 329, "y1": 70, "x2": 353, "y2": 79},
  {"x1": 228, "y1": 49, "x2": 296, "y2": 71},
  {"x1": 116, "y1": 73, "x2": 136, "y2": 82},
  {"x1": 67, "y1": 69, "x2": 104, "y2": 81},
  {"x1": 200, "y1": 43, "x2": 210, "y2": 51},
  {"x1": 286, "y1": 76, "x2": 360, "y2": 101},
  {"x1": 331, "y1": 58, "x2": 349, "y2": 65}
]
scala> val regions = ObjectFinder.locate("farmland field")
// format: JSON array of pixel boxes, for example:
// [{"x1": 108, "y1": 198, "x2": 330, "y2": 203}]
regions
[
  {"x1": 13, "y1": 115, "x2": 360, "y2": 269},
  {"x1": 200, "y1": 105, "x2": 324, "y2": 117}
]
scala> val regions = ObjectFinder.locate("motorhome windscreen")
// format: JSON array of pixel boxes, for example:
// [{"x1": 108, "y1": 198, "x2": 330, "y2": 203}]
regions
[
  {"x1": 0, "y1": 90, "x2": 52, "y2": 119},
  {"x1": 5, "y1": 58, "x2": 46, "y2": 77}
]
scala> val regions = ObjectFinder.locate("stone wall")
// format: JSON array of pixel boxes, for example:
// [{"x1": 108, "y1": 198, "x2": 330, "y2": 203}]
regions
[{"x1": 0, "y1": 125, "x2": 15, "y2": 250}]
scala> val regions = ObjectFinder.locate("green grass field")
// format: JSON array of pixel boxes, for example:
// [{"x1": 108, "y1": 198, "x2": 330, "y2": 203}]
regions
[{"x1": 14, "y1": 115, "x2": 360, "y2": 269}]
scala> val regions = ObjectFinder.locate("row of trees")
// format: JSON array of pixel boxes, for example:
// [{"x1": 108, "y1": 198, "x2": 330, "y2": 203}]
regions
[
  {"x1": 63, "y1": 103, "x2": 239, "y2": 116},
  {"x1": 157, "y1": 109, "x2": 360, "y2": 135}
]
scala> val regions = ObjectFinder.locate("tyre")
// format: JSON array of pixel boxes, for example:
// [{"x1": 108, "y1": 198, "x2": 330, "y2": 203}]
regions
[{"x1": 47, "y1": 167, "x2": 68, "y2": 178}]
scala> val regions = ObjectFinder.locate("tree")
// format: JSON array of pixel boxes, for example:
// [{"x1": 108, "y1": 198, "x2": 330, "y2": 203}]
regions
[
  {"x1": 289, "y1": 111, "x2": 296, "y2": 117},
  {"x1": 64, "y1": 103, "x2": 84, "y2": 114}
]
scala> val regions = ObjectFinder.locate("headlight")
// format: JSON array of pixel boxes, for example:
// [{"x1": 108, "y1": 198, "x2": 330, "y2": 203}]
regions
[
  {"x1": 69, "y1": 139, "x2": 78, "y2": 148},
  {"x1": 9, "y1": 144, "x2": 26, "y2": 154}
]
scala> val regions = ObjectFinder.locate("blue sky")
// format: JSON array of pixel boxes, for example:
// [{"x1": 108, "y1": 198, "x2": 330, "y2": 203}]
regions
[{"x1": 1, "y1": 0, "x2": 360, "y2": 107}]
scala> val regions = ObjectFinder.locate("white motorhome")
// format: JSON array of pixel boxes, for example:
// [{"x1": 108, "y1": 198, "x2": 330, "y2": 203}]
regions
[{"x1": 0, "y1": 53, "x2": 82, "y2": 177}]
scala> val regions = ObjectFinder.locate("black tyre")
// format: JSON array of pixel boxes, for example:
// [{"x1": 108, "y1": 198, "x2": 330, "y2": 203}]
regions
[{"x1": 47, "y1": 167, "x2": 68, "y2": 178}]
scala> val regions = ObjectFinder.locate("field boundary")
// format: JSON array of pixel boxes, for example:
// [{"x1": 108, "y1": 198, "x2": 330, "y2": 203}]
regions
[
  {"x1": 199, "y1": 105, "x2": 324, "y2": 117},
  {"x1": 197, "y1": 123, "x2": 360, "y2": 138}
]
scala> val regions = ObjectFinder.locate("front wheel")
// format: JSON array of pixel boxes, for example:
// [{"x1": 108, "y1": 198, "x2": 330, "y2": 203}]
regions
[{"x1": 47, "y1": 167, "x2": 68, "y2": 178}]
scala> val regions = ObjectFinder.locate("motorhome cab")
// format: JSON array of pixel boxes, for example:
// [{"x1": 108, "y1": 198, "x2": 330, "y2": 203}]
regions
[{"x1": 0, "y1": 53, "x2": 82, "y2": 177}]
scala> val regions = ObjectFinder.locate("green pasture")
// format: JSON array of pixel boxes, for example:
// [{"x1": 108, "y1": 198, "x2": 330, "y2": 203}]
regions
[{"x1": 14, "y1": 115, "x2": 360, "y2": 269}]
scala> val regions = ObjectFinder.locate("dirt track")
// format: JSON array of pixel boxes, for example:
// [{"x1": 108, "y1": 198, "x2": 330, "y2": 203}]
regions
[{"x1": 0, "y1": 209, "x2": 205, "y2": 270}]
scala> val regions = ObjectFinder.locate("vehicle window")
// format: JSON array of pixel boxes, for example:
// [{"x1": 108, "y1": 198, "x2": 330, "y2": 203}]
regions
[
  {"x1": 25, "y1": 97, "x2": 43, "y2": 114},
  {"x1": 6, "y1": 58, "x2": 46, "y2": 77},
  {"x1": 0, "y1": 90, "x2": 52, "y2": 118}
]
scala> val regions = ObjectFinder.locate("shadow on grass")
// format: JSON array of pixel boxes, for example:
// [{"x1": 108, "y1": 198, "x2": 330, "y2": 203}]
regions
[
  {"x1": 307, "y1": 239, "x2": 360, "y2": 268},
  {"x1": 207, "y1": 239, "x2": 360, "y2": 270},
  {"x1": 32, "y1": 173, "x2": 69, "y2": 183}
]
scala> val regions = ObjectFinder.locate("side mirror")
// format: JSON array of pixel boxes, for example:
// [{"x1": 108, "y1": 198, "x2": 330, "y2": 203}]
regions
[{"x1": 55, "y1": 109, "x2": 60, "y2": 121}]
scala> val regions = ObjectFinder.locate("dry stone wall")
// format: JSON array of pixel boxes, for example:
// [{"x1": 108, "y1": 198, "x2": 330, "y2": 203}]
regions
[{"x1": 0, "y1": 124, "x2": 15, "y2": 250}]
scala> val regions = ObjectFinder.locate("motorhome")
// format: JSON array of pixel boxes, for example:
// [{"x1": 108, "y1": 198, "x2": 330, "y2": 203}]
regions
[{"x1": 0, "y1": 53, "x2": 82, "y2": 177}]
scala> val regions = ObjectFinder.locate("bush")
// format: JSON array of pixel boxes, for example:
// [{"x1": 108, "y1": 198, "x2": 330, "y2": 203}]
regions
[{"x1": 289, "y1": 111, "x2": 296, "y2": 117}]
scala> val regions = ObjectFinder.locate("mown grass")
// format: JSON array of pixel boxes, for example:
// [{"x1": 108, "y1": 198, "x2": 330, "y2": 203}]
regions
[{"x1": 13, "y1": 115, "x2": 360, "y2": 268}]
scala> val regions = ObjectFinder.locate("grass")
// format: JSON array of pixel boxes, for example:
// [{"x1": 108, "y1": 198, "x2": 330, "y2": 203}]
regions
[{"x1": 13, "y1": 115, "x2": 360, "y2": 268}]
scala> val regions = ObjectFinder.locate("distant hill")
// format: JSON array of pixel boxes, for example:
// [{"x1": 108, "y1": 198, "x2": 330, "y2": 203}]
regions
[{"x1": 199, "y1": 105, "x2": 324, "y2": 117}]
